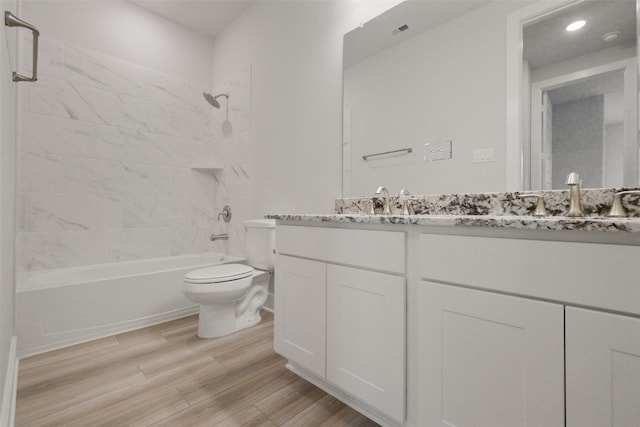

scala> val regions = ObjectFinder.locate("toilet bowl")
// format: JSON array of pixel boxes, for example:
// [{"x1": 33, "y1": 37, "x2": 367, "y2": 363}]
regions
[{"x1": 182, "y1": 219, "x2": 275, "y2": 338}]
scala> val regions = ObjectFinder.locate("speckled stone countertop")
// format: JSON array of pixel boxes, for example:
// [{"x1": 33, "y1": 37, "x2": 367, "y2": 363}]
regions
[
  {"x1": 266, "y1": 213, "x2": 640, "y2": 233},
  {"x1": 267, "y1": 188, "x2": 640, "y2": 233}
]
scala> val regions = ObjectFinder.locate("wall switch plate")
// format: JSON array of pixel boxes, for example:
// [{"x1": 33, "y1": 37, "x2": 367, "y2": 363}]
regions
[
  {"x1": 424, "y1": 140, "x2": 452, "y2": 161},
  {"x1": 472, "y1": 147, "x2": 494, "y2": 163}
]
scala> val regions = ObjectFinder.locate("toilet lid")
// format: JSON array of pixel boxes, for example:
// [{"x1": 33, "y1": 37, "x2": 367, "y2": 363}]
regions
[{"x1": 184, "y1": 264, "x2": 254, "y2": 284}]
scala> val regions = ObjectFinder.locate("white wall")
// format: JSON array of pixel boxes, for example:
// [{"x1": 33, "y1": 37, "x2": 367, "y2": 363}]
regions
[
  {"x1": 212, "y1": 0, "x2": 401, "y2": 216},
  {"x1": 21, "y1": 0, "x2": 214, "y2": 85}
]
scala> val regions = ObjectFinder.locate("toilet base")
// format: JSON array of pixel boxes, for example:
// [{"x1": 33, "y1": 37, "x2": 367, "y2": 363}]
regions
[
  {"x1": 195, "y1": 271, "x2": 271, "y2": 339},
  {"x1": 197, "y1": 303, "x2": 236, "y2": 338}
]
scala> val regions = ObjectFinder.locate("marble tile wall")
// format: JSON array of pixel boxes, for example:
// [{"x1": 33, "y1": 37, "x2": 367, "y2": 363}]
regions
[{"x1": 17, "y1": 36, "x2": 236, "y2": 272}]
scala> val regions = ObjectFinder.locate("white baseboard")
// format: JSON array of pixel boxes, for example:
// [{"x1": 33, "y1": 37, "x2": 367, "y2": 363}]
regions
[
  {"x1": 18, "y1": 306, "x2": 198, "y2": 358},
  {"x1": 1, "y1": 337, "x2": 18, "y2": 427}
]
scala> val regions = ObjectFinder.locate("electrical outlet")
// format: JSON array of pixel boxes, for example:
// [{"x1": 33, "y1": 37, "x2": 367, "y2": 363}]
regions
[
  {"x1": 424, "y1": 140, "x2": 452, "y2": 161},
  {"x1": 472, "y1": 147, "x2": 494, "y2": 163}
]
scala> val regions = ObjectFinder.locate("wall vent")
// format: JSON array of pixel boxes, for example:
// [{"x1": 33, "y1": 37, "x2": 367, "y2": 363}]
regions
[{"x1": 390, "y1": 24, "x2": 410, "y2": 36}]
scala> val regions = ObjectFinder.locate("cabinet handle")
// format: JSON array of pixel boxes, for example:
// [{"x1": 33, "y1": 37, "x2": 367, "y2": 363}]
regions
[{"x1": 4, "y1": 11, "x2": 39, "y2": 83}]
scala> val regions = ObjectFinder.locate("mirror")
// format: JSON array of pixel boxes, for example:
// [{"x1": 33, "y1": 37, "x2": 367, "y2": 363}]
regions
[
  {"x1": 343, "y1": 0, "x2": 639, "y2": 197},
  {"x1": 521, "y1": 0, "x2": 637, "y2": 190}
]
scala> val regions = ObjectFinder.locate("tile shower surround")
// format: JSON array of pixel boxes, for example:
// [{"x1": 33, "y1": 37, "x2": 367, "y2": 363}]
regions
[{"x1": 18, "y1": 37, "x2": 252, "y2": 272}]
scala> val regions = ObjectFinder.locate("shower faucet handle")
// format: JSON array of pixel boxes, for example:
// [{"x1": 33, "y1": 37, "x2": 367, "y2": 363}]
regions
[{"x1": 217, "y1": 205, "x2": 232, "y2": 223}]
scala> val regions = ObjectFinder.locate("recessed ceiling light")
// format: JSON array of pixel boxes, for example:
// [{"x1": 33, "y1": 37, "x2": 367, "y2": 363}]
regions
[{"x1": 566, "y1": 20, "x2": 586, "y2": 32}]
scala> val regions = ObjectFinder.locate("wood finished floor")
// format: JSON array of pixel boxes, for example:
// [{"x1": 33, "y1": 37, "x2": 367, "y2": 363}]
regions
[{"x1": 16, "y1": 311, "x2": 380, "y2": 427}]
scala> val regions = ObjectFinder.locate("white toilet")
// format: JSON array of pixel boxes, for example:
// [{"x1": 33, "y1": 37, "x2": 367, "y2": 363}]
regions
[{"x1": 182, "y1": 219, "x2": 275, "y2": 338}]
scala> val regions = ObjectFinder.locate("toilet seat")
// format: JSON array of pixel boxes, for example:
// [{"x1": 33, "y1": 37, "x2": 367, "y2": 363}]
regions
[{"x1": 184, "y1": 264, "x2": 254, "y2": 284}]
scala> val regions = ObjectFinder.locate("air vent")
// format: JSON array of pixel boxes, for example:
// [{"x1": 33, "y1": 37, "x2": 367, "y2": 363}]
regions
[{"x1": 390, "y1": 24, "x2": 410, "y2": 36}]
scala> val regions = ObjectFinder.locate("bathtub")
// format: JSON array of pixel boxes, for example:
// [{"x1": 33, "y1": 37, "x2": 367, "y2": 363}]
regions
[{"x1": 16, "y1": 252, "x2": 244, "y2": 357}]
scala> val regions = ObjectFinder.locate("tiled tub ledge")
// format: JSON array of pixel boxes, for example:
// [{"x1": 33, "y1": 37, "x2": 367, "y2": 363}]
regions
[{"x1": 266, "y1": 213, "x2": 640, "y2": 233}]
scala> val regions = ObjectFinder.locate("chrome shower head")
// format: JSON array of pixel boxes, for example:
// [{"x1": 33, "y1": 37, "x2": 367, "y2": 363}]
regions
[{"x1": 203, "y1": 92, "x2": 229, "y2": 109}]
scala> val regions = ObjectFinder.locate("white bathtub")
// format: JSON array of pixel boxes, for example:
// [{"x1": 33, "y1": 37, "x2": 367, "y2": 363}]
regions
[{"x1": 16, "y1": 252, "x2": 244, "y2": 357}]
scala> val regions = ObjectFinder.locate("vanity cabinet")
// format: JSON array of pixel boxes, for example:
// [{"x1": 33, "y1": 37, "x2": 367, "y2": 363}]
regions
[
  {"x1": 274, "y1": 225, "x2": 406, "y2": 424},
  {"x1": 273, "y1": 255, "x2": 326, "y2": 377},
  {"x1": 418, "y1": 281, "x2": 565, "y2": 427},
  {"x1": 418, "y1": 232, "x2": 640, "y2": 427},
  {"x1": 327, "y1": 264, "x2": 405, "y2": 422},
  {"x1": 566, "y1": 307, "x2": 640, "y2": 427}
]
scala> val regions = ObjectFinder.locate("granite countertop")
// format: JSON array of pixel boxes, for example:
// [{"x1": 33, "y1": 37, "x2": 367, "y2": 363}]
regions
[
  {"x1": 268, "y1": 188, "x2": 640, "y2": 233},
  {"x1": 266, "y1": 213, "x2": 640, "y2": 233},
  {"x1": 266, "y1": 214, "x2": 640, "y2": 233}
]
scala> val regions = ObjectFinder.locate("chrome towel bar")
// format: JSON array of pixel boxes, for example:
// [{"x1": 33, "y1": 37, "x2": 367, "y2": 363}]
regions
[
  {"x1": 4, "y1": 11, "x2": 39, "y2": 82},
  {"x1": 362, "y1": 147, "x2": 412, "y2": 160}
]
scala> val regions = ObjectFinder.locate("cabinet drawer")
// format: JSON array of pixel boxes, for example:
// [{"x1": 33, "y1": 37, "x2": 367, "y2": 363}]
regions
[
  {"x1": 277, "y1": 225, "x2": 405, "y2": 273},
  {"x1": 419, "y1": 234, "x2": 640, "y2": 315}
]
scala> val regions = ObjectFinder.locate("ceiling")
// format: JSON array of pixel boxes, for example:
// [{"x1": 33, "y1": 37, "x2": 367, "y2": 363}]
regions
[
  {"x1": 344, "y1": 0, "x2": 490, "y2": 68},
  {"x1": 129, "y1": 0, "x2": 254, "y2": 38},
  {"x1": 523, "y1": 0, "x2": 636, "y2": 69}
]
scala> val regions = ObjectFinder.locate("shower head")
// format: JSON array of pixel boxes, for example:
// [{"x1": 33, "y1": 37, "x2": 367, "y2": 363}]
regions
[{"x1": 203, "y1": 92, "x2": 229, "y2": 109}]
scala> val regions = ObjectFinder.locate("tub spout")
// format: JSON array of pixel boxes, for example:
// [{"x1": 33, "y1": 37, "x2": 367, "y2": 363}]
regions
[{"x1": 210, "y1": 234, "x2": 229, "y2": 241}]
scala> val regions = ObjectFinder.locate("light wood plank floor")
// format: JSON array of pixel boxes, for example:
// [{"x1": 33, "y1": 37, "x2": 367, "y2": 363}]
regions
[{"x1": 16, "y1": 311, "x2": 380, "y2": 427}]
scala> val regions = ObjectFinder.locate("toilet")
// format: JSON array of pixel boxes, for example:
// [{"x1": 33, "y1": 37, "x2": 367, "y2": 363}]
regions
[{"x1": 182, "y1": 219, "x2": 275, "y2": 338}]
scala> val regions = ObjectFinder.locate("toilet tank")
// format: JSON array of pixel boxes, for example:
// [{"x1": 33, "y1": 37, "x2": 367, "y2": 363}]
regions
[{"x1": 244, "y1": 219, "x2": 276, "y2": 270}]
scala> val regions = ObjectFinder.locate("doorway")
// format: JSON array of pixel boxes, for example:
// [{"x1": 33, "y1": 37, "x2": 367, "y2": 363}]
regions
[{"x1": 530, "y1": 59, "x2": 636, "y2": 189}]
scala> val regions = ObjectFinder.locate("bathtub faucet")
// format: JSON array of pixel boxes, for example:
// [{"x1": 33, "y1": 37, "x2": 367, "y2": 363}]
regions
[{"x1": 210, "y1": 234, "x2": 229, "y2": 242}]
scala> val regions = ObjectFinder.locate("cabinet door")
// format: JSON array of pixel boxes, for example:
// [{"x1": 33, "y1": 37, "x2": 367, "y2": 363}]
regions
[
  {"x1": 418, "y1": 281, "x2": 564, "y2": 427},
  {"x1": 566, "y1": 307, "x2": 640, "y2": 427},
  {"x1": 274, "y1": 255, "x2": 326, "y2": 377},
  {"x1": 326, "y1": 265, "x2": 405, "y2": 423}
]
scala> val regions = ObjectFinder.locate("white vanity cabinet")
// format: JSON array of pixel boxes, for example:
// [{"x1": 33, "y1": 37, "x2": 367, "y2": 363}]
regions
[
  {"x1": 418, "y1": 281, "x2": 565, "y2": 427},
  {"x1": 274, "y1": 255, "x2": 327, "y2": 377},
  {"x1": 418, "y1": 232, "x2": 640, "y2": 427},
  {"x1": 327, "y1": 264, "x2": 405, "y2": 422},
  {"x1": 566, "y1": 307, "x2": 640, "y2": 427},
  {"x1": 274, "y1": 225, "x2": 406, "y2": 424}
]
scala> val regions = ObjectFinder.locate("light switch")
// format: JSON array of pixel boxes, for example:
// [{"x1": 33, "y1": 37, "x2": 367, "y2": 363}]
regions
[
  {"x1": 472, "y1": 148, "x2": 494, "y2": 163},
  {"x1": 424, "y1": 140, "x2": 452, "y2": 161}
]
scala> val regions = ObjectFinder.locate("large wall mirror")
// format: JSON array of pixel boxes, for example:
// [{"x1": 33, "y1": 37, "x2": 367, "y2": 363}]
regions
[
  {"x1": 343, "y1": 0, "x2": 639, "y2": 197},
  {"x1": 518, "y1": 0, "x2": 637, "y2": 190}
]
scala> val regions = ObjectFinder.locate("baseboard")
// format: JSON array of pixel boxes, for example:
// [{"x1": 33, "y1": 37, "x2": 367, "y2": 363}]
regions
[
  {"x1": 18, "y1": 306, "x2": 198, "y2": 358},
  {"x1": 1, "y1": 337, "x2": 18, "y2": 427}
]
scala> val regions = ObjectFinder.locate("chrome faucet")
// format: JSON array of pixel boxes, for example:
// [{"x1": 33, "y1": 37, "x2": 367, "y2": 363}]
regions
[
  {"x1": 607, "y1": 190, "x2": 640, "y2": 217},
  {"x1": 375, "y1": 186, "x2": 392, "y2": 215},
  {"x1": 218, "y1": 205, "x2": 232, "y2": 223},
  {"x1": 398, "y1": 189, "x2": 419, "y2": 215},
  {"x1": 565, "y1": 172, "x2": 585, "y2": 217}
]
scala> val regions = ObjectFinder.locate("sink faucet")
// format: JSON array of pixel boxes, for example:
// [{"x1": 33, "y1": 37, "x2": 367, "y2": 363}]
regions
[
  {"x1": 375, "y1": 186, "x2": 392, "y2": 215},
  {"x1": 565, "y1": 172, "x2": 585, "y2": 217},
  {"x1": 398, "y1": 189, "x2": 419, "y2": 215}
]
